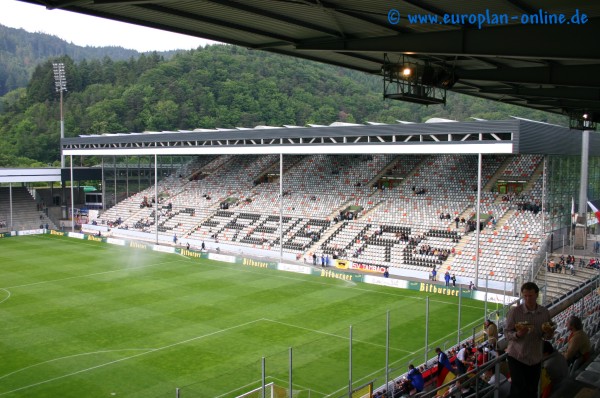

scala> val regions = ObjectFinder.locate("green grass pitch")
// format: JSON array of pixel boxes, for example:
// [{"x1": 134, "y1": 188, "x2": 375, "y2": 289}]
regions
[{"x1": 0, "y1": 235, "x2": 486, "y2": 398}]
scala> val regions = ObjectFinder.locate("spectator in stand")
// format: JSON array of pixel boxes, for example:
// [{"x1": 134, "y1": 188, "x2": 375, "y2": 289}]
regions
[
  {"x1": 406, "y1": 364, "x2": 425, "y2": 393},
  {"x1": 541, "y1": 341, "x2": 569, "y2": 398},
  {"x1": 435, "y1": 347, "x2": 455, "y2": 382},
  {"x1": 394, "y1": 379, "x2": 409, "y2": 397},
  {"x1": 482, "y1": 367, "x2": 510, "y2": 398},
  {"x1": 505, "y1": 282, "x2": 554, "y2": 398},
  {"x1": 455, "y1": 344, "x2": 468, "y2": 375},
  {"x1": 443, "y1": 378, "x2": 474, "y2": 397},
  {"x1": 484, "y1": 319, "x2": 498, "y2": 350},
  {"x1": 475, "y1": 347, "x2": 488, "y2": 367},
  {"x1": 564, "y1": 315, "x2": 591, "y2": 369}
]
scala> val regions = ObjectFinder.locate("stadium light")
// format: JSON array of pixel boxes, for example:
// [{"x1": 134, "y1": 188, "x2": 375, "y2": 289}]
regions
[
  {"x1": 382, "y1": 54, "x2": 456, "y2": 105},
  {"x1": 569, "y1": 111, "x2": 597, "y2": 130},
  {"x1": 53, "y1": 62, "x2": 67, "y2": 168}
]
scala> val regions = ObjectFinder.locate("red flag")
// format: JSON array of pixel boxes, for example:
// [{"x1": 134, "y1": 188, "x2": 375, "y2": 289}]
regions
[{"x1": 588, "y1": 201, "x2": 600, "y2": 224}]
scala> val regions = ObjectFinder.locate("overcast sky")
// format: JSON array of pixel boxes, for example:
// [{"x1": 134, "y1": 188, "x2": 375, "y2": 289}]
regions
[{"x1": 0, "y1": 0, "x2": 215, "y2": 52}]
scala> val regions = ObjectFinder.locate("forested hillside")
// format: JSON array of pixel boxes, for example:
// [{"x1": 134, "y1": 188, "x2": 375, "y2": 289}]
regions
[
  {"x1": 0, "y1": 35, "x2": 567, "y2": 167},
  {"x1": 0, "y1": 24, "x2": 149, "y2": 96}
]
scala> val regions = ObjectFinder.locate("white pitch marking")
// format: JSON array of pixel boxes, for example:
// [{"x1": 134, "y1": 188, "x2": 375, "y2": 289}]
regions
[
  {"x1": 0, "y1": 288, "x2": 11, "y2": 305},
  {"x1": 198, "y1": 259, "x2": 483, "y2": 310},
  {"x1": 0, "y1": 319, "x2": 263, "y2": 396},
  {"x1": 263, "y1": 318, "x2": 413, "y2": 353},
  {"x1": 0, "y1": 349, "x2": 152, "y2": 382}
]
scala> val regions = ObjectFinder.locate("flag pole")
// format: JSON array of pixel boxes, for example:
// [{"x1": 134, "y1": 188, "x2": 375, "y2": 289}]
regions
[{"x1": 571, "y1": 197, "x2": 577, "y2": 255}]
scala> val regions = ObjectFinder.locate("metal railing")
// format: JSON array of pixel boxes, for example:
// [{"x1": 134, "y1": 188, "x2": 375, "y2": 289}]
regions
[{"x1": 415, "y1": 353, "x2": 509, "y2": 398}]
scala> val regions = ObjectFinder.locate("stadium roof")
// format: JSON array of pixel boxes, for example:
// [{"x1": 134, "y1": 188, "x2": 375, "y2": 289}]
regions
[
  {"x1": 0, "y1": 168, "x2": 61, "y2": 183},
  {"x1": 62, "y1": 119, "x2": 599, "y2": 157},
  {"x1": 20, "y1": 0, "x2": 600, "y2": 122}
]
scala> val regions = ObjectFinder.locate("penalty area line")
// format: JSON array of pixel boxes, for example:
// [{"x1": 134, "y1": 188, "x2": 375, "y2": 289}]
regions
[
  {"x1": 0, "y1": 349, "x2": 152, "y2": 382},
  {"x1": 263, "y1": 319, "x2": 413, "y2": 353},
  {"x1": 0, "y1": 318, "x2": 264, "y2": 396}
]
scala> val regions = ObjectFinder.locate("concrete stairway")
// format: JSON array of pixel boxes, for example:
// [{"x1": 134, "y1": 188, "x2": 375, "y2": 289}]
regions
[
  {"x1": 536, "y1": 265, "x2": 600, "y2": 303},
  {"x1": 0, "y1": 186, "x2": 57, "y2": 231},
  {"x1": 483, "y1": 156, "x2": 513, "y2": 192}
]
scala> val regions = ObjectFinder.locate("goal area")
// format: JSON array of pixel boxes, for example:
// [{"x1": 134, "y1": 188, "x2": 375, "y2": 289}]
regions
[
  {"x1": 235, "y1": 382, "x2": 302, "y2": 398},
  {"x1": 235, "y1": 381, "x2": 371, "y2": 398}
]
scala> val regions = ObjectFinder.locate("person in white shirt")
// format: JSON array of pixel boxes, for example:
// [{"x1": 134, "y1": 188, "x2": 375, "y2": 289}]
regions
[
  {"x1": 482, "y1": 367, "x2": 510, "y2": 398},
  {"x1": 456, "y1": 344, "x2": 468, "y2": 374}
]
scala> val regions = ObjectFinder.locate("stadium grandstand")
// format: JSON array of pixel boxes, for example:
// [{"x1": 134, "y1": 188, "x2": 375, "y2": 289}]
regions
[
  {"x1": 48, "y1": 118, "x2": 597, "y2": 293},
  {"x1": 4, "y1": 116, "x2": 600, "y2": 395}
]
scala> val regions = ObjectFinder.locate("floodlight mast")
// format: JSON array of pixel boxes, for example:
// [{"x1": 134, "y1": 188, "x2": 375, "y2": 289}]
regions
[{"x1": 53, "y1": 63, "x2": 67, "y2": 168}]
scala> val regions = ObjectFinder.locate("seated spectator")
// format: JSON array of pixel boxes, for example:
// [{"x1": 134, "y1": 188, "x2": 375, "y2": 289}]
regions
[
  {"x1": 394, "y1": 379, "x2": 411, "y2": 398},
  {"x1": 541, "y1": 341, "x2": 569, "y2": 398},
  {"x1": 481, "y1": 367, "x2": 510, "y2": 398},
  {"x1": 476, "y1": 347, "x2": 488, "y2": 367},
  {"x1": 442, "y1": 379, "x2": 471, "y2": 398},
  {"x1": 564, "y1": 315, "x2": 591, "y2": 370}
]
